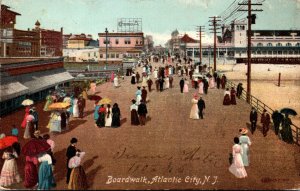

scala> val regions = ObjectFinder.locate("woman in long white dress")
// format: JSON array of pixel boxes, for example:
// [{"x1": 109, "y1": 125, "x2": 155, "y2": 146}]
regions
[
  {"x1": 229, "y1": 137, "x2": 247, "y2": 178},
  {"x1": 198, "y1": 79, "x2": 204, "y2": 95},
  {"x1": 113, "y1": 76, "x2": 119, "y2": 88},
  {"x1": 209, "y1": 77, "x2": 215, "y2": 89},
  {"x1": 47, "y1": 111, "x2": 61, "y2": 133},
  {"x1": 141, "y1": 76, "x2": 148, "y2": 87},
  {"x1": 165, "y1": 76, "x2": 170, "y2": 89},
  {"x1": 0, "y1": 147, "x2": 21, "y2": 187},
  {"x1": 183, "y1": 79, "x2": 189, "y2": 93},
  {"x1": 153, "y1": 69, "x2": 158, "y2": 79},
  {"x1": 73, "y1": 97, "x2": 79, "y2": 118},
  {"x1": 190, "y1": 95, "x2": 199, "y2": 119},
  {"x1": 105, "y1": 104, "x2": 112, "y2": 127},
  {"x1": 239, "y1": 128, "x2": 252, "y2": 167}
]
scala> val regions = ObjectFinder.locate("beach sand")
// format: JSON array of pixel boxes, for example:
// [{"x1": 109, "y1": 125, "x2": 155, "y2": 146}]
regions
[{"x1": 217, "y1": 64, "x2": 300, "y2": 127}]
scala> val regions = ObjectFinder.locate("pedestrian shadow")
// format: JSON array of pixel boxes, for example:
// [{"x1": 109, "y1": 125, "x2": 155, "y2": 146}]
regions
[
  {"x1": 86, "y1": 165, "x2": 104, "y2": 189},
  {"x1": 146, "y1": 116, "x2": 152, "y2": 122},
  {"x1": 82, "y1": 155, "x2": 99, "y2": 170},
  {"x1": 53, "y1": 148, "x2": 67, "y2": 183},
  {"x1": 120, "y1": 118, "x2": 127, "y2": 125},
  {"x1": 59, "y1": 119, "x2": 87, "y2": 135},
  {"x1": 84, "y1": 110, "x2": 95, "y2": 117}
]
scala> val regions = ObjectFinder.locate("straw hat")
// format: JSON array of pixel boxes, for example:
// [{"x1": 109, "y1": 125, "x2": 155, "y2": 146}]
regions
[{"x1": 239, "y1": 128, "x2": 248, "y2": 135}]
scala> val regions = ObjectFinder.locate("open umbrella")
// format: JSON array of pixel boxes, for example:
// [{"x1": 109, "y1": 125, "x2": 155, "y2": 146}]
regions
[
  {"x1": 280, "y1": 108, "x2": 297, "y2": 116},
  {"x1": 22, "y1": 139, "x2": 50, "y2": 156},
  {"x1": 48, "y1": 102, "x2": 71, "y2": 110},
  {"x1": 97, "y1": 98, "x2": 112, "y2": 105},
  {"x1": 22, "y1": 99, "x2": 34, "y2": 106}
]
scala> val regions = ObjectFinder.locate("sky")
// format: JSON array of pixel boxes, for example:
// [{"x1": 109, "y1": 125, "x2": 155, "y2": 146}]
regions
[{"x1": 2, "y1": 0, "x2": 300, "y2": 46}]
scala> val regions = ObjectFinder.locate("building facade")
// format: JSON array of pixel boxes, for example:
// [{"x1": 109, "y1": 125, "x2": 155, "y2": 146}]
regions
[
  {"x1": 98, "y1": 32, "x2": 144, "y2": 64},
  {"x1": 182, "y1": 20, "x2": 300, "y2": 61},
  {"x1": 0, "y1": 5, "x2": 63, "y2": 57}
]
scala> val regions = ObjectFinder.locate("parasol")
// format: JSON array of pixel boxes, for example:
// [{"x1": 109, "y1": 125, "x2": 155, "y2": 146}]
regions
[
  {"x1": 280, "y1": 108, "x2": 297, "y2": 116},
  {"x1": 0, "y1": 136, "x2": 18, "y2": 150},
  {"x1": 22, "y1": 139, "x2": 50, "y2": 156},
  {"x1": 22, "y1": 99, "x2": 34, "y2": 106},
  {"x1": 97, "y1": 98, "x2": 112, "y2": 105},
  {"x1": 48, "y1": 102, "x2": 70, "y2": 110},
  {"x1": 89, "y1": 95, "x2": 102, "y2": 101}
]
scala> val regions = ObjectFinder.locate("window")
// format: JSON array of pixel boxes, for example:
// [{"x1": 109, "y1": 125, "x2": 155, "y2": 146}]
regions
[
  {"x1": 88, "y1": 53, "x2": 90, "y2": 57},
  {"x1": 136, "y1": 40, "x2": 139, "y2": 45},
  {"x1": 100, "y1": 54, "x2": 103, "y2": 58},
  {"x1": 94, "y1": 52, "x2": 96, "y2": 57},
  {"x1": 276, "y1": 43, "x2": 282, "y2": 47},
  {"x1": 111, "y1": 53, "x2": 115, "y2": 58},
  {"x1": 115, "y1": 39, "x2": 119, "y2": 45},
  {"x1": 124, "y1": 38, "x2": 131, "y2": 44},
  {"x1": 296, "y1": 43, "x2": 300, "y2": 47},
  {"x1": 257, "y1": 43, "x2": 263, "y2": 47},
  {"x1": 107, "y1": 54, "x2": 110, "y2": 58},
  {"x1": 116, "y1": 54, "x2": 119, "y2": 58},
  {"x1": 140, "y1": 41, "x2": 143, "y2": 45},
  {"x1": 103, "y1": 38, "x2": 110, "y2": 44},
  {"x1": 267, "y1": 43, "x2": 273, "y2": 47},
  {"x1": 286, "y1": 43, "x2": 292, "y2": 47}
]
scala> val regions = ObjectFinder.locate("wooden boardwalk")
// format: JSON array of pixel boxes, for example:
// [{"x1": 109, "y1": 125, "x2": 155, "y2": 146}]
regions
[{"x1": 1, "y1": 61, "x2": 299, "y2": 190}]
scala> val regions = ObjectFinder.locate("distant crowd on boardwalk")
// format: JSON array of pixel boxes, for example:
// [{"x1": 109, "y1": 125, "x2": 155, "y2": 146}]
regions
[{"x1": 0, "y1": 54, "x2": 296, "y2": 189}]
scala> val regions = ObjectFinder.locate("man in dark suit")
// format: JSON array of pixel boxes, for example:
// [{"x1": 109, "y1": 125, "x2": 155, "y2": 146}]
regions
[
  {"x1": 216, "y1": 75, "x2": 221, "y2": 89},
  {"x1": 179, "y1": 78, "x2": 184, "y2": 93},
  {"x1": 197, "y1": 97, "x2": 206, "y2": 119},
  {"x1": 66, "y1": 138, "x2": 78, "y2": 184},
  {"x1": 203, "y1": 79, "x2": 209, "y2": 94},
  {"x1": 250, "y1": 107, "x2": 258, "y2": 134}
]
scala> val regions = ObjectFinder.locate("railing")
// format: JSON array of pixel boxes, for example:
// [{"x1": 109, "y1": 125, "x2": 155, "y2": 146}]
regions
[{"x1": 226, "y1": 80, "x2": 300, "y2": 146}]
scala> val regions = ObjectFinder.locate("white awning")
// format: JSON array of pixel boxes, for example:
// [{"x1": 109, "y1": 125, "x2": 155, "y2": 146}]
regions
[
  {"x1": 22, "y1": 71, "x2": 74, "y2": 94},
  {"x1": 0, "y1": 81, "x2": 29, "y2": 102}
]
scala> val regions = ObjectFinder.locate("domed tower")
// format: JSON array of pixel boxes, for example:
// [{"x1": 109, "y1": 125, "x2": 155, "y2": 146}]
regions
[{"x1": 35, "y1": 20, "x2": 41, "y2": 30}]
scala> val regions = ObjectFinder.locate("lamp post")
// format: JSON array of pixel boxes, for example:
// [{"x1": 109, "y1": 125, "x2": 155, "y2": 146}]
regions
[{"x1": 105, "y1": 28, "x2": 108, "y2": 70}]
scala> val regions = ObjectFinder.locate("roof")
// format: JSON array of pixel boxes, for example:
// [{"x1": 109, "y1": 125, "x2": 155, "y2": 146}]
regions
[
  {"x1": 0, "y1": 81, "x2": 29, "y2": 102},
  {"x1": 87, "y1": 40, "x2": 99, "y2": 47},
  {"x1": 1, "y1": 4, "x2": 21, "y2": 16},
  {"x1": 35, "y1": 20, "x2": 40, "y2": 26},
  {"x1": 251, "y1": 30, "x2": 300, "y2": 36},
  {"x1": 180, "y1": 34, "x2": 197, "y2": 43},
  {"x1": 99, "y1": 47, "x2": 143, "y2": 53},
  {"x1": 98, "y1": 32, "x2": 144, "y2": 37}
]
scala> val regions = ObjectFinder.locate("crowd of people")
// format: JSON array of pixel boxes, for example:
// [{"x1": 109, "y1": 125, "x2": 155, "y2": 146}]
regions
[{"x1": 0, "y1": 54, "x2": 297, "y2": 190}]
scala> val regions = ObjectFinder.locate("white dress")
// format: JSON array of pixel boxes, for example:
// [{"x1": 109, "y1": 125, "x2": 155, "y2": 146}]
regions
[
  {"x1": 229, "y1": 144, "x2": 247, "y2": 178},
  {"x1": 73, "y1": 98, "x2": 79, "y2": 117},
  {"x1": 141, "y1": 77, "x2": 148, "y2": 87},
  {"x1": 68, "y1": 152, "x2": 85, "y2": 169},
  {"x1": 165, "y1": 77, "x2": 170, "y2": 89},
  {"x1": 105, "y1": 108, "x2": 112, "y2": 127},
  {"x1": 153, "y1": 70, "x2": 158, "y2": 79},
  {"x1": 239, "y1": 135, "x2": 252, "y2": 166},
  {"x1": 199, "y1": 81, "x2": 204, "y2": 94},
  {"x1": 113, "y1": 77, "x2": 119, "y2": 87},
  {"x1": 189, "y1": 98, "x2": 199, "y2": 119}
]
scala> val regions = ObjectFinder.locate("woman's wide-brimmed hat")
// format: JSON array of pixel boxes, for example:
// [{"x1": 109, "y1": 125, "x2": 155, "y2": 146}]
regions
[{"x1": 239, "y1": 128, "x2": 248, "y2": 134}]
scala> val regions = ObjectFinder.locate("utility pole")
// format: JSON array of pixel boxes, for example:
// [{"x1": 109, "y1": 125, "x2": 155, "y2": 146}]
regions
[
  {"x1": 105, "y1": 28, "x2": 108, "y2": 70},
  {"x1": 238, "y1": 0, "x2": 263, "y2": 103},
  {"x1": 209, "y1": 16, "x2": 221, "y2": 73},
  {"x1": 196, "y1": 26, "x2": 205, "y2": 63}
]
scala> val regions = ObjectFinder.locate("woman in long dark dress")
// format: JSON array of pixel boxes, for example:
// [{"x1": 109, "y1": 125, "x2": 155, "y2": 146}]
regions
[
  {"x1": 230, "y1": 87, "x2": 237, "y2": 105},
  {"x1": 131, "y1": 73, "x2": 136, "y2": 84},
  {"x1": 130, "y1": 100, "x2": 139, "y2": 125},
  {"x1": 96, "y1": 105, "x2": 106, "y2": 128},
  {"x1": 280, "y1": 114, "x2": 294, "y2": 144},
  {"x1": 111, "y1": 103, "x2": 121, "y2": 128},
  {"x1": 223, "y1": 88, "x2": 231, "y2": 105}
]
